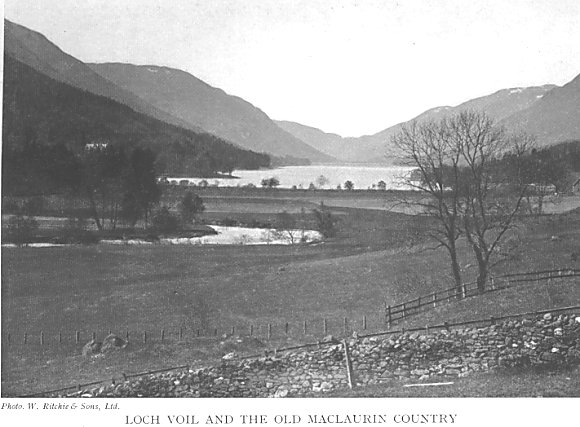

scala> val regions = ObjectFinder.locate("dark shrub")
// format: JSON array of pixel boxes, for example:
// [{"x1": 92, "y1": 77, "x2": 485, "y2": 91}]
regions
[{"x1": 152, "y1": 206, "x2": 180, "y2": 234}]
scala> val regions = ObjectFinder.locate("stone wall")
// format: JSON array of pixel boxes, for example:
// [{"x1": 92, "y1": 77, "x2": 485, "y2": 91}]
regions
[{"x1": 57, "y1": 311, "x2": 580, "y2": 397}]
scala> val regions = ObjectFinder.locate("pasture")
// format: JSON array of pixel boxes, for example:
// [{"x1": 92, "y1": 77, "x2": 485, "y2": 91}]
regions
[{"x1": 1, "y1": 189, "x2": 580, "y2": 395}]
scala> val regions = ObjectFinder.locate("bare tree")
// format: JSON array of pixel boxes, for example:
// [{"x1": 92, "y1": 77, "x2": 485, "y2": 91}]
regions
[
  {"x1": 392, "y1": 119, "x2": 464, "y2": 291},
  {"x1": 272, "y1": 211, "x2": 301, "y2": 244},
  {"x1": 316, "y1": 174, "x2": 329, "y2": 188},
  {"x1": 450, "y1": 111, "x2": 527, "y2": 291},
  {"x1": 393, "y1": 111, "x2": 529, "y2": 292}
]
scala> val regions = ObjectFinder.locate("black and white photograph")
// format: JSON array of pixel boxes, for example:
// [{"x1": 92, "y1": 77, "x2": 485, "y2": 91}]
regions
[{"x1": 1, "y1": 0, "x2": 579, "y2": 422}]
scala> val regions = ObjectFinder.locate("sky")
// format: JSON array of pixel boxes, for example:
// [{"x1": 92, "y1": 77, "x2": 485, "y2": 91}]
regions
[{"x1": 4, "y1": 0, "x2": 580, "y2": 137}]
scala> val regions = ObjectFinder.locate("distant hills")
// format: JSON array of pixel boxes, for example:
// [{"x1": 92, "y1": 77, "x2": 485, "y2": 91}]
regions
[
  {"x1": 277, "y1": 81, "x2": 579, "y2": 163},
  {"x1": 3, "y1": 19, "x2": 578, "y2": 169},
  {"x1": 88, "y1": 63, "x2": 334, "y2": 163},
  {"x1": 4, "y1": 20, "x2": 199, "y2": 133},
  {"x1": 2, "y1": 54, "x2": 269, "y2": 177},
  {"x1": 4, "y1": 19, "x2": 332, "y2": 164},
  {"x1": 502, "y1": 74, "x2": 580, "y2": 146}
]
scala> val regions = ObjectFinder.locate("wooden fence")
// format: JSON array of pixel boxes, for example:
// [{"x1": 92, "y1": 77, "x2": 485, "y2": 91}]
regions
[
  {"x1": 4, "y1": 268, "x2": 578, "y2": 348},
  {"x1": 384, "y1": 268, "x2": 579, "y2": 326}
]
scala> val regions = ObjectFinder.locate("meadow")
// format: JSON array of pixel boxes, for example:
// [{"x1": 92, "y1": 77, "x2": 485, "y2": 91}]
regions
[{"x1": 1, "y1": 188, "x2": 579, "y2": 396}]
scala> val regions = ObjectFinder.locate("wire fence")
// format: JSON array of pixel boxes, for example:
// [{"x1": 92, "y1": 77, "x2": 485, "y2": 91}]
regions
[
  {"x1": 4, "y1": 268, "x2": 578, "y2": 349},
  {"x1": 19, "y1": 303, "x2": 580, "y2": 397}
]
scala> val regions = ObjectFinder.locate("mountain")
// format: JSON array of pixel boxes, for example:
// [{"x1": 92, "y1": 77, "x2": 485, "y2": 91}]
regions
[
  {"x1": 501, "y1": 74, "x2": 580, "y2": 147},
  {"x1": 2, "y1": 55, "x2": 270, "y2": 178},
  {"x1": 88, "y1": 63, "x2": 335, "y2": 163},
  {"x1": 274, "y1": 121, "x2": 345, "y2": 159},
  {"x1": 277, "y1": 84, "x2": 558, "y2": 164},
  {"x1": 3, "y1": 19, "x2": 200, "y2": 133}
]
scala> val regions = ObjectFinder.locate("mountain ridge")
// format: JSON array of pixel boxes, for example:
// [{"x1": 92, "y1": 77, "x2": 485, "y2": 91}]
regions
[
  {"x1": 4, "y1": 19, "x2": 204, "y2": 134},
  {"x1": 88, "y1": 62, "x2": 335, "y2": 163},
  {"x1": 277, "y1": 81, "x2": 576, "y2": 163},
  {"x1": 2, "y1": 54, "x2": 270, "y2": 177}
]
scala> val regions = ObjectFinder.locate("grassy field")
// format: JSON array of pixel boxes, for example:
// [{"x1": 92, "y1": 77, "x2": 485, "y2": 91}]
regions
[
  {"x1": 1, "y1": 190, "x2": 580, "y2": 396},
  {"x1": 327, "y1": 366, "x2": 580, "y2": 397}
]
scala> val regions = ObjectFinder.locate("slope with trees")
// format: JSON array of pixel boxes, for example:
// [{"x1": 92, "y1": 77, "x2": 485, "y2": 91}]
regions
[
  {"x1": 393, "y1": 111, "x2": 533, "y2": 292},
  {"x1": 2, "y1": 55, "x2": 270, "y2": 194}
]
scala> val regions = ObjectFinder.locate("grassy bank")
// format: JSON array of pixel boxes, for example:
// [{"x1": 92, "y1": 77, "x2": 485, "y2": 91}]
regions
[{"x1": 1, "y1": 191, "x2": 579, "y2": 395}]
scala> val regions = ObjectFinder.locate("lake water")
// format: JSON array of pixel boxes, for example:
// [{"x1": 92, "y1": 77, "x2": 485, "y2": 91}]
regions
[{"x1": 167, "y1": 165, "x2": 415, "y2": 190}]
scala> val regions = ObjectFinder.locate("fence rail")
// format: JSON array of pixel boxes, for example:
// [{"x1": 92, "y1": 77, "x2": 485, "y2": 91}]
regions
[
  {"x1": 18, "y1": 304, "x2": 580, "y2": 398},
  {"x1": 384, "y1": 268, "x2": 579, "y2": 326},
  {"x1": 3, "y1": 268, "x2": 578, "y2": 349}
]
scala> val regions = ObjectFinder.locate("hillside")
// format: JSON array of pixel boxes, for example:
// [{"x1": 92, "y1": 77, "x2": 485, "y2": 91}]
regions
[
  {"x1": 279, "y1": 83, "x2": 569, "y2": 164},
  {"x1": 502, "y1": 74, "x2": 580, "y2": 147},
  {"x1": 89, "y1": 63, "x2": 335, "y2": 163},
  {"x1": 2, "y1": 55, "x2": 269, "y2": 182},
  {"x1": 3, "y1": 19, "x2": 199, "y2": 133}
]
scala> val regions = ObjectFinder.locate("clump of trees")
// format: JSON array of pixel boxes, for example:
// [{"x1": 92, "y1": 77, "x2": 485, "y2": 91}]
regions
[
  {"x1": 152, "y1": 206, "x2": 180, "y2": 234},
  {"x1": 82, "y1": 146, "x2": 161, "y2": 230},
  {"x1": 179, "y1": 191, "x2": 205, "y2": 225},
  {"x1": 344, "y1": 180, "x2": 354, "y2": 190},
  {"x1": 312, "y1": 202, "x2": 338, "y2": 237},
  {"x1": 151, "y1": 190, "x2": 206, "y2": 234},
  {"x1": 392, "y1": 110, "x2": 536, "y2": 292},
  {"x1": 497, "y1": 136, "x2": 577, "y2": 214},
  {"x1": 261, "y1": 177, "x2": 280, "y2": 188}
]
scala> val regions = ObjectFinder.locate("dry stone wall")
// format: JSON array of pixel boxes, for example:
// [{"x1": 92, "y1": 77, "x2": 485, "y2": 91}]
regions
[{"x1": 55, "y1": 311, "x2": 580, "y2": 397}]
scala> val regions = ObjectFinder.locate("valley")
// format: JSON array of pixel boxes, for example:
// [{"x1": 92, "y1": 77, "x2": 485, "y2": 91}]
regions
[{"x1": 2, "y1": 13, "x2": 580, "y2": 401}]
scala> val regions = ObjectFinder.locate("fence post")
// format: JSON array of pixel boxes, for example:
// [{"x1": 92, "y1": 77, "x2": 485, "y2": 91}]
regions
[
  {"x1": 387, "y1": 305, "x2": 392, "y2": 327},
  {"x1": 432, "y1": 292, "x2": 437, "y2": 308},
  {"x1": 402, "y1": 303, "x2": 407, "y2": 318},
  {"x1": 179, "y1": 328, "x2": 183, "y2": 341},
  {"x1": 40, "y1": 331, "x2": 44, "y2": 346},
  {"x1": 491, "y1": 277, "x2": 495, "y2": 290},
  {"x1": 343, "y1": 317, "x2": 348, "y2": 335},
  {"x1": 92, "y1": 332, "x2": 96, "y2": 341},
  {"x1": 250, "y1": 325, "x2": 253, "y2": 337},
  {"x1": 462, "y1": 283, "x2": 467, "y2": 299},
  {"x1": 362, "y1": 315, "x2": 367, "y2": 330},
  {"x1": 323, "y1": 318, "x2": 328, "y2": 335},
  {"x1": 214, "y1": 328, "x2": 218, "y2": 337},
  {"x1": 59, "y1": 332, "x2": 62, "y2": 344},
  {"x1": 285, "y1": 322, "x2": 289, "y2": 335},
  {"x1": 24, "y1": 332, "x2": 27, "y2": 344},
  {"x1": 161, "y1": 329, "x2": 165, "y2": 343},
  {"x1": 267, "y1": 323, "x2": 272, "y2": 341},
  {"x1": 303, "y1": 320, "x2": 307, "y2": 335},
  {"x1": 444, "y1": 321, "x2": 450, "y2": 332},
  {"x1": 231, "y1": 326, "x2": 235, "y2": 335},
  {"x1": 75, "y1": 331, "x2": 80, "y2": 344},
  {"x1": 196, "y1": 329, "x2": 200, "y2": 337},
  {"x1": 490, "y1": 316, "x2": 495, "y2": 326},
  {"x1": 126, "y1": 330, "x2": 130, "y2": 341},
  {"x1": 447, "y1": 289, "x2": 452, "y2": 303},
  {"x1": 342, "y1": 340, "x2": 355, "y2": 389}
]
